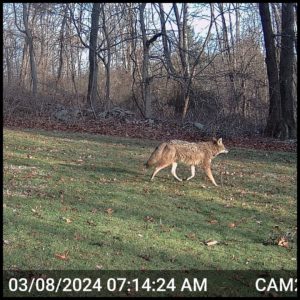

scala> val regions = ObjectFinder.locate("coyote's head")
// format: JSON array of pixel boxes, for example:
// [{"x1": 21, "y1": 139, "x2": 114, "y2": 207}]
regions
[{"x1": 213, "y1": 138, "x2": 229, "y2": 154}]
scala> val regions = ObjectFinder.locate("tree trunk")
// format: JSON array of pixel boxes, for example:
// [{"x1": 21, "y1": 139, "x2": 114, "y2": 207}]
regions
[
  {"x1": 219, "y1": 3, "x2": 238, "y2": 114},
  {"x1": 259, "y1": 3, "x2": 282, "y2": 137},
  {"x1": 87, "y1": 3, "x2": 100, "y2": 109},
  {"x1": 56, "y1": 7, "x2": 67, "y2": 88},
  {"x1": 139, "y1": 3, "x2": 151, "y2": 119},
  {"x1": 20, "y1": 41, "x2": 29, "y2": 87},
  {"x1": 279, "y1": 3, "x2": 296, "y2": 139},
  {"x1": 5, "y1": 47, "x2": 12, "y2": 86},
  {"x1": 22, "y1": 3, "x2": 38, "y2": 97},
  {"x1": 158, "y1": 3, "x2": 175, "y2": 74},
  {"x1": 100, "y1": 4, "x2": 112, "y2": 111},
  {"x1": 181, "y1": 3, "x2": 191, "y2": 120},
  {"x1": 173, "y1": 3, "x2": 191, "y2": 120}
]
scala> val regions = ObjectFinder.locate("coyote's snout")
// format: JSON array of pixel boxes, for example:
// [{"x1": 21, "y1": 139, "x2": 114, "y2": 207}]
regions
[{"x1": 145, "y1": 138, "x2": 228, "y2": 186}]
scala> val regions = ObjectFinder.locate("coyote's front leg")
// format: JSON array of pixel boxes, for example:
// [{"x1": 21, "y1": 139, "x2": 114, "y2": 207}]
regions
[
  {"x1": 171, "y1": 162, "x2": 182, "y2": 181},
  {"x1": 186, "y1": 165, "x2": 195, "y2": 181},
  {"x1": 203, "y1": 162, "x2": 218, "y2": 186}
]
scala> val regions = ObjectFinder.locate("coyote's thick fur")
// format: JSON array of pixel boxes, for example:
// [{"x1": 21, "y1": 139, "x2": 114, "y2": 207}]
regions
[{"x1": 145, "y1": 138, "x2": 228, "y2": 186}]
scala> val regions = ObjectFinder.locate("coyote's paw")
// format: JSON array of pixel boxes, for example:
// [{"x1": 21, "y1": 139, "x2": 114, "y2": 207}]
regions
[{"x1": 185, "y1": 177, "x2": 194, "y2": 181}]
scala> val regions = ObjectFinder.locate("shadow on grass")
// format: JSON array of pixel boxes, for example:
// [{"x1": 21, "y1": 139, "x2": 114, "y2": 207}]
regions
[
  {"x1": 58, "y1": 163, "x2": 142, "y2": 177},
  {"x1": 6, "y1": 195, "x2": 296, "y2": 271},
  {"x1": 12, "y1": 177, "x2": 294, "y2": 246},
  {"x1": 4, "y1": 128, "x2": 297, "y2": 270},
  {"x1": 18, "y1": 128, "x2": 157, "y2": 147}
]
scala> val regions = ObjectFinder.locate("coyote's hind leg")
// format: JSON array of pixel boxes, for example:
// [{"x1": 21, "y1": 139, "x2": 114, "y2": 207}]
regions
[{"x1": 151, "y1": 163, "x2": 170, "y2": 180}]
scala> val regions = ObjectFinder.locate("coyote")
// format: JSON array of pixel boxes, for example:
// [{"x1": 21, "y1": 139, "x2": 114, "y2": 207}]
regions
[{"x1": 145, "y1": 138, "x2": 228, "y2": 186}]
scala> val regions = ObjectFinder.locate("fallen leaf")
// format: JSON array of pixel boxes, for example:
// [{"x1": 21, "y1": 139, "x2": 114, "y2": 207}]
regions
[
  {"x1": 174, "y1": 189, "x2": 185, "y2": 196},
  {"x1": 144, "y1": 216, "x2": 154, "y2": 222},
  {"x1": 87, "y1": 220, "x2": 97, "y2": 226},
  {"x1": 143, "y1": 187, "x2": 150, "y2": 194},
  {"x1": 62, "y1": 217, "x2": 72, "y2": 224},
  {"x1": 96, "y1": 265, "x2": 103, "y2": 270},
  {"x1": 208, "y1": 220, "x2": 218, "y2": 224},
  {"x1": 105, "y1": 208, "x2": 114, "y2": 215},
  {"x1": 55, "y1": 252, "x2": 69, "y2": 261},
  {"x1": 138, "y1": 254, "x2": 151, "y2": 261},
  {"x1": 224, "y1": 204, "x2": 234, "y2": 208},
  {"x1": 74, "y1": 233, "x2": 83, "y2": 241},
  {"x1": 205, "y1": 240, "x2": 218, "y2": 246},
  {"x1": 277, "y1": 237, "x2": 289, "y2": 248},
  {"x1": 228, "y1": 222, "x2": 236, "y2": 228},
  {"x1": 159, "y1": 224, "x2": 171, "y2": 232},
  {"x1": 185, "y1": 233, "x2": 196, "y2": 240},
  {"x1": 140, "y1": 265, "x2": 146, "y2": 271}
]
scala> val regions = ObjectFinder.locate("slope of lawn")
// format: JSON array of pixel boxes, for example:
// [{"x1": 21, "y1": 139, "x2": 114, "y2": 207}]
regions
[{"x1": 3, "y1": 128, "x2": 297, "y2": 273}]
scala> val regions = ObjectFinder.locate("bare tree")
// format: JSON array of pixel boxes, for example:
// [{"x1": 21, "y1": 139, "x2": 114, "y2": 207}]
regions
[
  {"x1": 259, "y1": 3, "x2": 282, "y2": 138},
  {"x1": 260, "y1": 3, "x2": 297, "y2": 139},
  {"x1": 158, "y1": 3, "x2": 213, "y2": 120},
  {"x1": 87, "y1": 3, "x2": 101, "y2": 112},
  {"x1": 13, "y1": 3, "x2": 38, "y2": 97},
  {"x1": 56, "y1": 5, "x2": 68, "y2": 88},
  {"x1": 3, "y1": 3, "x2": 296, "y2": 137},
  {"x1": 139, "y1": 3, "x2": 161, "y2": 118},
  {"x1": 279, "y1": 3, "x2": 296, "y2": 139}
]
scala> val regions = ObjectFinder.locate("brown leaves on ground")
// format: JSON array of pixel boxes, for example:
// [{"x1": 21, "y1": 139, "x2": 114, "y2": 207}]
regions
[
  {"x1": 105, "y1": 208, "x2": 114, "y2": 215},
  {"x1": 263, "y1": 227, "x2": 296, "y2": 248},
  {"x1": 74, "y1": 233, "x2": 84, "y2": 241},
  {"x1": 4, "y1": 116, "x2": 296, "y2": 153},
  {"x1": 228, "y1": 222, "x2": 237, "y2": 228},
  {"x1": 138, "y1": 254, "x2": 151, "y2": 261},
  {"x1": 204, "y1": 240, "x2": 218, "y2": 246},
  {"x1": 277, "y1": 237, "x2": 289, "y2": 248},
  {"x1": 54, "y1": 251, "x2": 69, "y2": 261},
  {"x1": 96, "y1": 265, "x2": 103, "y2": 270},
  {"x1": 144, "y1": 216, "x2": 154, "y2": 222},
  {"x1": 208, "y1": 219, "x2": 218, "y2": 225},
  {"x1": 86, "y1": 220, "x2": 97, "y2": 226},
  {"x1": 62, "y1": 217, "x2": 72, "y2": 224},
  {"x1": 185, "y1": 232, "x2": 197, "y2": 240},
  {"x1": 159, "y1": 224, "x2": 171, "y2": 233}
]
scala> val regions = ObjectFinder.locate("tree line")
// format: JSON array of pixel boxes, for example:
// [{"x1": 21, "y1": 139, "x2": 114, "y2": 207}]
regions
[{"x1": 3, "y1": 3, "x2": 297, "y2": 139}]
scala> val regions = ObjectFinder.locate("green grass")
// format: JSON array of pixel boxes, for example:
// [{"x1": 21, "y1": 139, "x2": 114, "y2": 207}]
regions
[{"x1": 3, "y1": 128, "x2": 297, "y2": 271}]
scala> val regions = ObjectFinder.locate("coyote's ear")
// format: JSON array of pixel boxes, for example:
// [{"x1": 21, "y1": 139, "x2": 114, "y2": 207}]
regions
[
  {"x1": 217, "y1": 138, "x2": 223, "y2": 144},
  {"x1": 212, "y1": 137, "x2": 218, "y2": 143}
]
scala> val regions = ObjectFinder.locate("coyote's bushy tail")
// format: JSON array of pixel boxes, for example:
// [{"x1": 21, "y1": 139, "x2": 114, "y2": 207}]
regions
[{"x1": 145, "y1": 143, "x2": 167, "y2": 168}]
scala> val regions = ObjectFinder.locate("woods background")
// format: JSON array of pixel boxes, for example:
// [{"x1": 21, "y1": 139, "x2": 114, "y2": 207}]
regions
[{"x1": 3, "y1": 3, "x2": 297, "y2": 139}]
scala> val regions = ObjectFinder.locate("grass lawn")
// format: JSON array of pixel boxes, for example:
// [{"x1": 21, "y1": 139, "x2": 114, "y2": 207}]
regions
[{"x1": 3, "y1": 128, "x2": 297, "y2": 272}]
